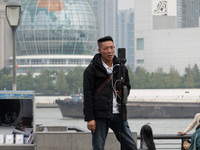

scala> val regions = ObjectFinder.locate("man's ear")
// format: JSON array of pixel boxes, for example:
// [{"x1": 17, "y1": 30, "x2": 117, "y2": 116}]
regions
[{"x1": 98, "y1": 48, "x2": 101, "y2": 53}]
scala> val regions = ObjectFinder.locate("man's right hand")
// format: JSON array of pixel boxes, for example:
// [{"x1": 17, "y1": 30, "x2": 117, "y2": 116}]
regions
[{"x1": 87, "y1": 120, "x2": 96, "y2": 133}]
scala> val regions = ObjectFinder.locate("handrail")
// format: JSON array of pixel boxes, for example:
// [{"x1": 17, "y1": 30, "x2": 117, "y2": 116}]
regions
[
  {"x1": 137, "y1": 134, "x2": 192, "y2": 150},
  {"x1": 138, "y1": 134, "x2": 192, "y2": 139}
]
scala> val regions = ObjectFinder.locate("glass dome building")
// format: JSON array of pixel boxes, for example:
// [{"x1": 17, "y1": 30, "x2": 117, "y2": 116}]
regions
[{"x1": 13, "y1": 0, "x2": 99, "y2": 75}]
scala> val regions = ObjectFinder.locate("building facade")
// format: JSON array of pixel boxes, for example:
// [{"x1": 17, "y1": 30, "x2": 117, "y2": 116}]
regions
[
  {"x1": 183, "y1": 0, "x2": 200, "y2": 28},
  {"x1": 177, "y1": 0, "x2": 183, "y2": 28},
  {"x1": 87, "y1": 0, "x2": 118, "y2": 44},
  {"x1": 134, "y1": 0, "x2": 200, "y2": 75},
  {"x1": 177, "y1": 0, "x2": 200, "y2": 28},
  {"x1": 118, "y1": 9, "x2": 134, "y2": 71},
  {"x1": 4, "y1": 0, "x2": 99, "y2": 75}
]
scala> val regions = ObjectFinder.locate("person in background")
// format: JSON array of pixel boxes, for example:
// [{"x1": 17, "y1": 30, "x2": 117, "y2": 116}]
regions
[
  {"x1": 178, "y1": 113, "x2": 200, "y2": 135},
  {"x1": 182, "y1": 139, "x2": 191, "y2": 150},
  {"x1": 4, "y1": 110, "x2": 11, "y2": 124},
  {"x1": 189, "y1": 124, "x2": 200, "y2": 150},
  {"x1": 139, "y1": 124, "x2": 156, "y2": 150},
  {"x1": 11, "y1": 112, "x2": 17, "y2": 122},
  {"x1": 83, "y1": 36, "x2": 137, "y2": 150}
]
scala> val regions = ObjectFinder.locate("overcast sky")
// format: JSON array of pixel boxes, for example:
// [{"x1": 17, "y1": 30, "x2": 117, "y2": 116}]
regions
[{"x1": 118, "y1": 0, "x2": 134, "y2": 10}]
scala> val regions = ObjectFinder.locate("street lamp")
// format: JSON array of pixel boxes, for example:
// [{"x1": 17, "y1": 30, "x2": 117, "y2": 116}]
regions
[{"x1": 5, "y1": 0, "x2": 21, "y2": 90}]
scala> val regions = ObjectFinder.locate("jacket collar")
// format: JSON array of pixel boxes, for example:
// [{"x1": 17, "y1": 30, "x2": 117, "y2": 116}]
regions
[{"x1": 91, "y1": 53, "x2": 119, "y2": 66}]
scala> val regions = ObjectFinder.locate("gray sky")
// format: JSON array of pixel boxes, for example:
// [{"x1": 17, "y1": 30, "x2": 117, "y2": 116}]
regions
[{"x1": 118, "y1": 0, "x2": 134, "y2": 10}]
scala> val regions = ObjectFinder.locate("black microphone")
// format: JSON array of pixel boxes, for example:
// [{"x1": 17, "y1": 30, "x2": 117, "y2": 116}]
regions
[{"x1": 118, "y1": 48, "x2": 126, "y2": 79}]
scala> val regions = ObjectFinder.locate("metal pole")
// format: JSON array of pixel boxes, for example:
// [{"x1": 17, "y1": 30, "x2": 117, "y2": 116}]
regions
[
  {"x1": 120, "y1": 78, "x2": 124, "y2": 150},
  {"x1": 13, "y1": 30, "x2": 16, "y2": 90}
]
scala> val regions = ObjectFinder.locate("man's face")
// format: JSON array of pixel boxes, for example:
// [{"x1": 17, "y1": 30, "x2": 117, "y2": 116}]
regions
[{"x1": 98, "y1": 41, "x2": 115, "y2": 63}]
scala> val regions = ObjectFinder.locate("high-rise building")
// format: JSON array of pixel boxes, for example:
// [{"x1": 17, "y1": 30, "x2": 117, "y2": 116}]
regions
[
  {"x1": 185, "y1": 0, "x2": 200, "y2": 28},
  {"x1": 177, "y1": 0, "x2": 183, "y2": 28},
  {"x1": 0, "y1": 1, "x2": 12, "y2": 70},
  {"x1": 178, "y1": 0, "x2": 200, "y2": 28},
  {"x1": 88, "y1": 0, "x2": 118, "y2": 42},
  {"x1": 118, "y1": 9, "x2": 134, "y2": 71}
]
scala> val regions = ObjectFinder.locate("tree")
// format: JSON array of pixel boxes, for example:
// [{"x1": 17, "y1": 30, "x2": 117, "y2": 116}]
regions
[
  {"x1": 17, "y1": 71, "x2": 35, "y2": 90},
  {"x1": 166, "y1": 66, "x2": 181, "y2": 88},
  {"x1": 0, "y1": 67, "x2": 11, "y2": 75},
  {"x1": 17, "y1": 74, "x2": 26, "y2": 90},
  {"x1": 192, "y1": 64, "x2": 200, "y2": 88},
  {"x1": 54, "y1": 70, "x2": 68, "y2": 95},
  {"x1": 0, "y1": 68, "x2": 12, "y2": 90},
  {"x1": 0, "y1": 74, "x2": 12, "y2": 90},
  {"x1": 132, "y1": 67, "x2": 152, "y2": 89},
  {"x1": 184, "y1": 65, "x2": 194, "y2": 88},
  {"x1": 66, "y1": 67, "x2": 85, "y2": 94},
  {"x1": 151, "y1": 67, "x2": 167, "y2": 88},
  {"x1": 34, "y1": 70, "x2": 54, "y2": 95}
]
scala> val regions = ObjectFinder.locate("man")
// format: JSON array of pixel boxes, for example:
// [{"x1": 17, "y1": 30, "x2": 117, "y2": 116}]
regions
[{"x1": 83, "y1": 36, "x2": 137, "y2": 150}]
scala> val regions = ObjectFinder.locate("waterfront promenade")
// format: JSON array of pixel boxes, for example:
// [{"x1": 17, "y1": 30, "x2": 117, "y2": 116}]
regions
[{"x1": 35, "y1": 107, "x2": 195, "y2": 149}]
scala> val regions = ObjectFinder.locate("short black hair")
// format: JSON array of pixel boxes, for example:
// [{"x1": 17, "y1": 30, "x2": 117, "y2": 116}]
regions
[{"x1": 97, "y1": 36, "x2": 114, "y2": 48}]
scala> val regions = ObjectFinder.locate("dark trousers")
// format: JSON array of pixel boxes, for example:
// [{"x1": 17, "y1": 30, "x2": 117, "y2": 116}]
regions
[{"x1": 92, "y1": 114, "x2": 137, "y2": 150}]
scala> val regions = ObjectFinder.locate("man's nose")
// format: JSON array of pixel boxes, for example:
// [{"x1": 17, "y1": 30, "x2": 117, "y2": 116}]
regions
[{"x1": 108, "y1": 47, "x2": 113, "y2": 52}]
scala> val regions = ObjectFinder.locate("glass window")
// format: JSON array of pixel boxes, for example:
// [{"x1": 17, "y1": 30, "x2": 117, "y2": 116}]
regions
[
  {"x1": 137, "y1": 38, "x2": 144, "y2": 50},
  {"x1": 137, "y1": 59, "x2": 144, "y2": 64}
]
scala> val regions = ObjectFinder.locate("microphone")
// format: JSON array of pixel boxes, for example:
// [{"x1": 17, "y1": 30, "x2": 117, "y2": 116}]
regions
[{"x1": 118, "y1": 48, "x2": 126, "y2": 79}]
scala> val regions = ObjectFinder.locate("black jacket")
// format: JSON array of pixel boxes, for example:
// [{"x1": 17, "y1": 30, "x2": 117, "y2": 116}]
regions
[{"x1": 83, "y1": 53, "x2": 131, "y2": 121}]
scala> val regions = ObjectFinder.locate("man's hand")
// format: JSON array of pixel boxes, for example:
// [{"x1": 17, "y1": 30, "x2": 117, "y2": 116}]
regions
[
  {"x1": 177, "y1": 131, "x2": 186, "y2": 135},
  {"x1": 87, "y1": 120, "x2": 96, "y2": 133},
  {"x1": 116, "y1": 90, "x2": 121, "y2": 97}
]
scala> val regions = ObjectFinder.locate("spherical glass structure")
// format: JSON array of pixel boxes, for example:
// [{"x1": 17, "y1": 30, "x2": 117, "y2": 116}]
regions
[{"x1": 16, "y1": 0, "x2": 99, "y2": 56}]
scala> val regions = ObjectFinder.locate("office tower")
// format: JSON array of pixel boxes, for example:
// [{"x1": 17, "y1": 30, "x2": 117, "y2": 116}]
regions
[
  {"x1": 178, "y1": 0, "x2": 200, "y2": 28},
  {"x1": 88, "y1": 0, "x2": 118, "y2": 42},
  {"x1": 177, "y1": 0, "x2": 183, "y2": 28},
  {"x1": 118, "y1": 9, "x2": 134, "y2": 71}
]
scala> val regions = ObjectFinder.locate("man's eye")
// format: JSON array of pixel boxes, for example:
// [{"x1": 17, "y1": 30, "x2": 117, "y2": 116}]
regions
[{"x1": 103, "y1": 46, "x2": 115, "y2": 50}]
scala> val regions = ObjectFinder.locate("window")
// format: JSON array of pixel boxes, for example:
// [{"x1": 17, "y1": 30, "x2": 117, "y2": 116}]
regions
[
  {"x1": 137, "y1": 59, "x2": 144, "y2": 64},
  {"x1": 137, "y1": 38, "x2": 144, "y2": 50}
]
